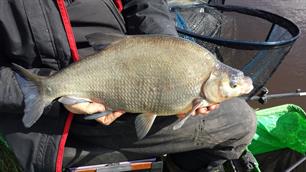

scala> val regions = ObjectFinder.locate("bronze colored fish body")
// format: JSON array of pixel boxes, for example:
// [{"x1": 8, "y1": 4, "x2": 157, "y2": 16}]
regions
[
  {"x1": 46, "y1": 35, "x2": 216, "y2": 115},
  {"x1": 14, "y1": 35, "x2": 253, "y2": 139}
]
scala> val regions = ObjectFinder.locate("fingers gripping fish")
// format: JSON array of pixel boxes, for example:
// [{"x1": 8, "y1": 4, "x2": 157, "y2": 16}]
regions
[{"x1": 13, "y1": 34, "x2": 253, "y2": 139}]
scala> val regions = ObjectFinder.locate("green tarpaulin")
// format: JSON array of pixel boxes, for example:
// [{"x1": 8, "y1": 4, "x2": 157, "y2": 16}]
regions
[{"x1": 249, "y1": 104, "x2": 306, "y2": 155}]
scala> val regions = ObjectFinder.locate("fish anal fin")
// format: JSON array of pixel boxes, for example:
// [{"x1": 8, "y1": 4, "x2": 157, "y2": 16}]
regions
[{"x1": 135, "y1": 113, "x2": 157, "y2": 140}]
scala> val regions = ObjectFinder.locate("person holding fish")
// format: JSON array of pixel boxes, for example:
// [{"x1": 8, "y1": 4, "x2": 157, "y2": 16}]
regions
[{"x1": 0, "y1": 0, "x2": 256, "y2": 171}]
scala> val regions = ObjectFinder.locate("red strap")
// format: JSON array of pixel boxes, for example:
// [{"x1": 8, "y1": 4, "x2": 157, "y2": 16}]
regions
[
  {"x1": 56, "y1": 0, "x2": 80, "y2": 172},
  {"x1": 56, "y1": 0, "x2": 80, "y2": 62},
  {"x1": 113, "y1": 0, "x2": 123, "y2": 12},
  {"x1": 55, "y1": 0, "x2": 122, "y2": 171},
  {"x1": 55, "y1": 113, "x2": 73, "y2": 172}
]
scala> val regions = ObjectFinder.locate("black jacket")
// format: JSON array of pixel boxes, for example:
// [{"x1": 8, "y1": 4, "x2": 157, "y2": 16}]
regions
[{"x1": 0, "y1": 0, "x2": 177, "y2": 171}]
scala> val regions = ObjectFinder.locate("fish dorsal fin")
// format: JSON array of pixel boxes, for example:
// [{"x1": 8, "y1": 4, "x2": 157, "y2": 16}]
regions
[
  {"x1": 135, "y1": 113, "x2": 157, "y2": 140},
  {"x1": 85, "y1": 32, "x2": 125, "y2": 51}
]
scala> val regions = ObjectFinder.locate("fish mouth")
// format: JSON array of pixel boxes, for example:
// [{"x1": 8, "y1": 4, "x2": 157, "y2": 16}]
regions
[
  {"x1": 245, "y1": 85, "x2": 254, "y2": 94},
  {"x1": 243, "y1": 77, "x2": 254, "y2": 94}
]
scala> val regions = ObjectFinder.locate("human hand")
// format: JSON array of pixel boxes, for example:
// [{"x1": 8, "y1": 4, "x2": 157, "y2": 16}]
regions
[
  {"x1": 176, "y1": 104, "x2": 220, "y2": 119},
  {"x1": 64, "y1": 102, "x2": 125, "y2": 125},
  {"x1": 194, "y1": 104, "x2": 220, "y2": 116}
]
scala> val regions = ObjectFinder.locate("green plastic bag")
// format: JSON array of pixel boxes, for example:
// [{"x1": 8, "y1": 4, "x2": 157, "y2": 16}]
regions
[
  {"x1": 0, "y1": 134, "x2": 22, "y2": 172},
  {"x1": 248, "y1": 104, "x2": 306, "y2": 155}
]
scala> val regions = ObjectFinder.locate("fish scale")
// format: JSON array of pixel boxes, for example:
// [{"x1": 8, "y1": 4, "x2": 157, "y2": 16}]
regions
[
  {"x1": 49, "y1": 36, "x2": 214, "y2": 112},
  {"x1": 13, "y1": 34, "x2": 253, "y2": 139}
]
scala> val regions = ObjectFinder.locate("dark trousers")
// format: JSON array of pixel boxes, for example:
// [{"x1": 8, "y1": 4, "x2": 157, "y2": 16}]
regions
[{"x1": 65, "y1": 98, "x2": 256, "y2": 170}]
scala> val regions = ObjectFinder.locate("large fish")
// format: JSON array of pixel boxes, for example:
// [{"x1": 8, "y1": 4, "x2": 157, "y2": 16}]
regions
[{"x1": 13, "y1": 34, "x2": 253, "y2": 139}]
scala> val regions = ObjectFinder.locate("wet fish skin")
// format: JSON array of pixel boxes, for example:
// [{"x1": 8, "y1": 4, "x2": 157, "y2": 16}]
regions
[
  {"x1": 13, "y1": 35, "x2": 253, "y2": 139},
  {"x1": 45, "y1": 35, "x2": 216, "y2": 115}
]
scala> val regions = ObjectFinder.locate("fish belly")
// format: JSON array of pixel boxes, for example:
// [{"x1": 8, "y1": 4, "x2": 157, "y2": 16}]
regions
[{"x1": 49, "y1": 36, "x2": 216, "y2": 115}]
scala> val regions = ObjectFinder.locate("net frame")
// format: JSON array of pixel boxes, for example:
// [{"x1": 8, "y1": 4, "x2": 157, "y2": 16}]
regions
[{"x1": 170, "y1": 4, "x2": 300, "y2": 98}]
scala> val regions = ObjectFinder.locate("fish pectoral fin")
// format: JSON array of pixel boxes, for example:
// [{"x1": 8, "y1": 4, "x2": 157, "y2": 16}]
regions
[
  {"x1": 173, "y1": 99, "x2": 210, "y2": 130},
  {"x1": 85, "y1": 32, "x2": 125, "y2": 51},
  {"x1": 84, "y1": 110, "x2": 113, "y2": 120},
  {"x1": 58, "y1": 96, "x2": 92, "y2": 105},
  {"x1": 135, "y1": 113, "x2": 157, "y2": 140},
  {"x1": 173, "y1": 113, "x2": 190, "y2": 130},
  {"x1": 193, "y1": 98, "x2": 210, "y2": 109}
]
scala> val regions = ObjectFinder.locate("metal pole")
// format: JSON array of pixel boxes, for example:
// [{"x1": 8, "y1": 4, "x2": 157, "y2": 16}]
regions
[
  {"x1": 245, "y1": 88, "x2": 306, "y2": 104},
  {"x1": 285, "y1": 156, "x2": 306, "y2": 172},
  {"x1": 249, "y1": 92, "x2": 306, "y2": 101}
]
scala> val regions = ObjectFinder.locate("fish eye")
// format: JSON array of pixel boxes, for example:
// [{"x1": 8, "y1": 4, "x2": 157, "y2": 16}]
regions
[
  {"x1": 231, "y1": 84, "x2": 237, "y2": 88},
  {"x1": 229, "y1": 81, "x2": 238, "y2": 88}
]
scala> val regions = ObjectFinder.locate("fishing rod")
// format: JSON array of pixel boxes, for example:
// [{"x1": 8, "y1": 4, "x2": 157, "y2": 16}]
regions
[
  {"x1": 285, "y1": 156, "x2": 306, "y2": 172},
  {"x1": 246, "y1": 87, "x2": 306, "y2": 104}
]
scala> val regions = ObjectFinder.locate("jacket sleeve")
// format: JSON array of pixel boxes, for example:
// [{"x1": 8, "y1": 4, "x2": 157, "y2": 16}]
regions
[
  {"x1": 0, "y1": 45, "x2": 55, "y2": 115},
  {"x1": 0, "y1": 65, "x2": 24, "y2": 114},
  {"x1": 122, "y1": 0, "x2": 178, "y2": 36},
  {"x1": 0, "y1": 0, "x2": 59, "y2": 115}
]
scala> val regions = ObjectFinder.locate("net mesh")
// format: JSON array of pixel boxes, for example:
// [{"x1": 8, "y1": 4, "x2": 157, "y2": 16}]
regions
[{"x1": 170, "y1": 3, "x2": 299, "y2": 98}]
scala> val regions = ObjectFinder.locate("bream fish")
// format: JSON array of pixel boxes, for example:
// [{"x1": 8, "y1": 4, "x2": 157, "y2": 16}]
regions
[{"x1": 13, "y1": 34, "x2": 253, "y2": 139}]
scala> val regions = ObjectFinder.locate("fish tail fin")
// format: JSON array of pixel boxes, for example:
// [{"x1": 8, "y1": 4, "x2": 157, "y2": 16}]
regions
[
  {"x1": 12, "y1": 64, "x2": 51, "y2": 128},
  {"x1": 12, "y1": 63, "x2": 43, "y2": 84}
]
